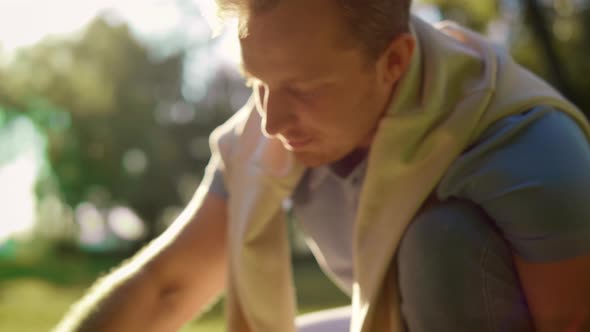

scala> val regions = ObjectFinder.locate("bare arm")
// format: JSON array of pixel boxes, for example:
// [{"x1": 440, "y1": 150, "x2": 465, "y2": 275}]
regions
[
  {"x1": 53, "y1": 187, "x2": 228, "y2": 332},
  {"x1": 515, "y1": 254, "x2": 590, "y2": 332}
]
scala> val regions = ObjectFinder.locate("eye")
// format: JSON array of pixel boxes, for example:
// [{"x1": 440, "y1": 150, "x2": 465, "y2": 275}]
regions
[{"x1": 287, "y1": 86, "x2": 317, "y2": 101}]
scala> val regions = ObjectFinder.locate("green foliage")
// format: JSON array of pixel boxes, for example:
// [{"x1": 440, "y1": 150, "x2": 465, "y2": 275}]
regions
[
  {"x1": 420, "y1": 0, "x2": 500, "y2": 31},
  {"x1": 419, "y1": 0, "x2": 590, "y2": 114},
  {"x1": 0, "y1": 16, "x2": 241, "y2": 243}
]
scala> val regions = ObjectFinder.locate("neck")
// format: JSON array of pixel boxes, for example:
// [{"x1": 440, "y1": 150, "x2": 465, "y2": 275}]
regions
[{"x1": 330, "y1": 148, "x2": 368, "y2": 178}]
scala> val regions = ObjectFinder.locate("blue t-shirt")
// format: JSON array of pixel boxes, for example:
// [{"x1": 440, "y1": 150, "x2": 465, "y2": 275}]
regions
[{"x1": 205, "y1": 106, "x2": 590, "y2": 293}]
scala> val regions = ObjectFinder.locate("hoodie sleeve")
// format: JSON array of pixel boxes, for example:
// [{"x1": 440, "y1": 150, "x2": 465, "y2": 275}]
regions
[{"x1": 437, "y1": 105, "x2": 590, "y2": 262}]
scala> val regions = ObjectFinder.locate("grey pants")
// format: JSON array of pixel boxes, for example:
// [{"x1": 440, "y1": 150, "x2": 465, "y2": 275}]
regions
[{"x1": 297, "y1": 199, "x2": 534, "y2": 332}]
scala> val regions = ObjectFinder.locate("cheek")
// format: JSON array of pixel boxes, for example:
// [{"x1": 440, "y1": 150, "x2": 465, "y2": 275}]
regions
[
  {"x1": 306, "y1": 110, "x2": 357, "y2": 144},
  {"x1": 297, "y1": 83, "x2": 370, "y2": 136},
  {"x1": 299, "y1": 102, "x2": 344, "y2": 135}
]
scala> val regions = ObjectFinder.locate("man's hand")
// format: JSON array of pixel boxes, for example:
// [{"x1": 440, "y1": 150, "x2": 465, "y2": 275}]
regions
[{"x1": 53, "y1": 188, "x2": 228, "y2": 332}]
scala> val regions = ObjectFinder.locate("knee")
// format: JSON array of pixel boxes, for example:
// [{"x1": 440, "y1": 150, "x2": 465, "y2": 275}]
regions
[
  {"x1": 400, "y1": 199, "x2": 494, "y2": 262},
  {"x1": 396, "y1": 199, "x2": 532, "y2": 331},
  {"x1": 397, "y1": 199, "x2": 510, "y2": 290}
]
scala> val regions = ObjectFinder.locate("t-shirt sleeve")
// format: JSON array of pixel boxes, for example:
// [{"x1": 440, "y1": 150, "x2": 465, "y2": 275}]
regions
[
  {"x1": 437, "y1": 106, "x2": 590, "y2": 263},
  {"x1": 201, "y1": 155, "x2": 229, "y2": 200},
  {"x1": 208, "y1": 168, "x2": 229, "y2": 199}
]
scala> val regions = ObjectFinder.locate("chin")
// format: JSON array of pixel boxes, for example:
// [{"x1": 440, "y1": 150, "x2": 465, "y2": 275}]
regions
[{"x1": 294, "y1": 151, "x2": 340, "y2": 168}]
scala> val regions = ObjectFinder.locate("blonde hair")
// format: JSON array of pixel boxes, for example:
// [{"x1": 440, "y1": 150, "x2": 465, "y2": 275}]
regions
[{"x1": 212, "y1": 0, "x2": 412, "y2": 60}]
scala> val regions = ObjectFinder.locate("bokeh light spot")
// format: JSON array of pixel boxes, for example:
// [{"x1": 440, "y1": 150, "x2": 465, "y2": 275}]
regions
[
  {"x1": 122, "y1": 148, "x2": 148, "y2": 176},
  {"x1": 107, "y1": 206, "x2": 146, "y2": 241},
  {"x1": 76, "y1": 202, "x2": 107, "y2": 246}
]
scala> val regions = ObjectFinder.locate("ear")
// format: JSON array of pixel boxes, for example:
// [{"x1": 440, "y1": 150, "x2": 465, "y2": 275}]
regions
[{"x1": 379, "y1": 33, "x2": 416, "y2": 86}]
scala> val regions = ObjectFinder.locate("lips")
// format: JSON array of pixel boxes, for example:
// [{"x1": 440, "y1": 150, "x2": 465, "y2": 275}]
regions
[{"x1": 283, "y1": 137, "x2": 312, "y2": 150}]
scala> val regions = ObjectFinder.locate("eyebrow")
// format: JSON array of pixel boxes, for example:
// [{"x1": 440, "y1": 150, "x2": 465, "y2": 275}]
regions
[{"x1": 238, "y1": 62, "x2": 331, "y2": 88}]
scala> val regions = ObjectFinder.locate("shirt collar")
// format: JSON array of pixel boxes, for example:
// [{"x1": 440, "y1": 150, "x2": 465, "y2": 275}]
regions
[
  {"x1": 307, "y1": 166, "x2": 331, "y2": 191},
  {"x1": 307, "y1": 156, "x2": 369, "y2": 191}
]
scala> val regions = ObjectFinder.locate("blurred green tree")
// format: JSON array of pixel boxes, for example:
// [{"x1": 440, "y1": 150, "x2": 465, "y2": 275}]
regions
[
  {"x1": 420, "y1": 0, "x2": 590, "y2": 114},
  {"x1": 0, "y1": 16, "x2": 238, "y2": 247}
]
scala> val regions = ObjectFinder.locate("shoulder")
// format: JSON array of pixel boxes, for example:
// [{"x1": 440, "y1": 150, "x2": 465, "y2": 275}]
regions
[
  {"x1": 437, "y1": 106, "x2": 590, "y2": 261},
  {"x1": 209, "y1": 97, "x2": 256, "y2": 158},
  {"x1": 439, "y1": 105, "x2": 590, "y2": 200}
]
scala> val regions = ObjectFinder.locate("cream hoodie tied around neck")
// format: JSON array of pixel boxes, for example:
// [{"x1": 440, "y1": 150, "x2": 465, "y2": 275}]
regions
[{"x1": 206, "y1": 16, "x2": 590, "y2": 332}]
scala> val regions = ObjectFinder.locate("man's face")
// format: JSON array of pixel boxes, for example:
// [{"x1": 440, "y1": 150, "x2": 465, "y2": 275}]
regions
[{"x1": 240, "y1": 0, "x2": 393, "y2": 167}]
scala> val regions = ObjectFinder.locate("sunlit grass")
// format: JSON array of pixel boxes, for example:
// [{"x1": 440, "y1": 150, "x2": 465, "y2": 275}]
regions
[
  {"x1": 0, "y1": 279, "x2": 83, "y2": 332},
  {"x1": 0, "y1": 278, "x2": 224, "y2": 332},
  {"x1": 0, "y1": 258, "x2": 348, "y2": 332}
]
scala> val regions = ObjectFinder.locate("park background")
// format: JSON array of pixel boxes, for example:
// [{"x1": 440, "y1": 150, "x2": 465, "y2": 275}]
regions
[{"x1": 0, "y1": 0, "x2": 589, "y2": 331}]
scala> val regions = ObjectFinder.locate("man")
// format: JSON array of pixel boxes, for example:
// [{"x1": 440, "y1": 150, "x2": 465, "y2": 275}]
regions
[{"x1": 54, "y1": 0, "x2": 590, "y2": 331}]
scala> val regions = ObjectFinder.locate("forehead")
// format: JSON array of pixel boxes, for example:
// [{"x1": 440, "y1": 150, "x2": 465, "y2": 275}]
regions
[{"x1": 239, "y1": 0, "x2": 359, "y2": 80}]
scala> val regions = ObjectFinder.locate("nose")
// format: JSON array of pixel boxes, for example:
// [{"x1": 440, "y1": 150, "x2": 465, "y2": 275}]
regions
[{"x1": 255, "y1": 85, "x2": 296, "y2": 137}]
